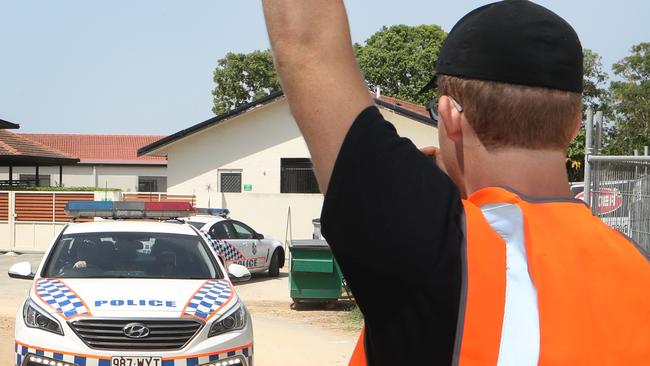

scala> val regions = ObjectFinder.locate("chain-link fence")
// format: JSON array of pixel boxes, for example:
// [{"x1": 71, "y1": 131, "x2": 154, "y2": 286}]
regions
[{"x1": 586, "y1": 156, "x2": 650, "y2": 252}]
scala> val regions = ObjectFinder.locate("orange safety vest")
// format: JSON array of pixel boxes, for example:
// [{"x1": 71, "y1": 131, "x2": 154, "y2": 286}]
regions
[{"x1": 349, "y1": 187, "x2": 650, "y2": 365}]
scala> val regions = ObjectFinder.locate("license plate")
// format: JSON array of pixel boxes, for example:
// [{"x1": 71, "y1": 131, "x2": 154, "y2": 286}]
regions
[{"x1": 111, "y1": 356, "x2": 163, "y2": 366}]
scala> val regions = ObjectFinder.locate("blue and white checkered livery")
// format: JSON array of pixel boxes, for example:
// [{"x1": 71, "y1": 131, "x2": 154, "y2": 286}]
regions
[
  {"x1": 181, "y1": 279, "x2": 234, "y2": 321},
  {"x1": 200, "y1": 230, "x2": 245, "y2": 261},
  {"x1": 34, "y1": 278, "x2": 92, "y2": 320},
  {"x1": 15, "y1": 342, "x2": 254, "y2": 366},
  {"x1": 217, "y1": 241, "x2": 245, "y2": 261}
]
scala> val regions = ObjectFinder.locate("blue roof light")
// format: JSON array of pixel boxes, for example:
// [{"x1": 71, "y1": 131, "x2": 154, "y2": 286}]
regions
[
  {"x1": 65, "y1": 201, "x2": 194, "y2": 219},
  {"x1": 66, "y1": 201, "x2": 113, "y2": 211},
  {"x1": 196, "y1": 208, "x2": 230, "y2": 217}
]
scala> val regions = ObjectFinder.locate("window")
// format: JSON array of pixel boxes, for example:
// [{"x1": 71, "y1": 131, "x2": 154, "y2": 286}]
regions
[
  {"x1": 19, "y1": 174, "x2": 51, "y2": 187},
  {"x1": 231, "y1": 221, "x2": 255, "y2": 239},
  {"x1": 138, "y1": 176, "x2": 167, "y2": 192},
  {"x1": 281, "y1": 158, "x2": 320, "y2": 193},
  {"x1": 43, "y1": 232, "x2": 222, "y2": 279},
  {"x1": 209, "y1": 221, "x2": 236, "y2": 240},
  {"x1": 219, "y1": 170, "x2": 242, "y2": 193}
]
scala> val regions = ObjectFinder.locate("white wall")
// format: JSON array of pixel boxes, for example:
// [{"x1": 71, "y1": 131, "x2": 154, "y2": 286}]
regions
[
  {"x1": 164, "y1": 99, "x2": 438, "y2": 202},
  {"x1": 158, "y1": 98, "x2": 439, "y2": 242},
  {"x1": 218, "y1": 193, "x2": 324, "y2": 243},
  {"x1": 0, "y1": 165, "x2": 167, "y2": 192},
  {"x1": 165, "y1": 100, "x2": 306, "y2": 199}
]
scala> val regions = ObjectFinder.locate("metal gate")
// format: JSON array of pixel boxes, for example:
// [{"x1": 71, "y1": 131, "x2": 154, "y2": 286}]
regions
[
  {"x1": 586, "y1": 156, "x2": 650, "y2": 252},
  {"x1": 583, "y1": 109, "x2": 650, "y2": 252}
]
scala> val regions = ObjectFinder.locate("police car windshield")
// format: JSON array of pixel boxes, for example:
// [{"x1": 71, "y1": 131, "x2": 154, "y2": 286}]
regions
[{"x1": 43, "y1": 232, "x2": 222, "y2": 279}]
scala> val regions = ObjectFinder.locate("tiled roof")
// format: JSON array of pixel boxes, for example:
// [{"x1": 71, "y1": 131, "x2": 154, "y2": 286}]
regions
[
  {"x1": 0, "y1": 130, "x2": 79, "y2": 165},
  {"x1": 20, "y1": 134, "x2": 167, "y2": 165}
]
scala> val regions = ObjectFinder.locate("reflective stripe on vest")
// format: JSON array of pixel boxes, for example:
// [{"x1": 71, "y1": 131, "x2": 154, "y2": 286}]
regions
[
  {"x1": 456, "y1": 187, "x2": 650, "y2": 365},
  {"x1": 349, "y1": 187, "x2": 650, "y2": 365}
]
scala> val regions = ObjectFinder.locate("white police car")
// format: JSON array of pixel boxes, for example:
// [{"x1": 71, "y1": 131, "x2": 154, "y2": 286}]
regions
[
  {"x1": 184, "y1": 209, "x2": 285, "y2": 277},
  {"x1": 8, "y1": 201, "x2": 254, "y2": 366}
]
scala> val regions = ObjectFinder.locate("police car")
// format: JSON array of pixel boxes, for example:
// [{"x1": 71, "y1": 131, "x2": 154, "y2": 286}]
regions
[
  {"x1": 183, "y1": 209, "x2": 285, "y2": 277},
  {"x1": 8, "y1": 201, "x2": 254, "y2": 366}
]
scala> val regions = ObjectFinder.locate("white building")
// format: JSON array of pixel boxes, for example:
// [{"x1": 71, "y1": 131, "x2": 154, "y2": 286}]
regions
[
  {"x1": 140, "y1": 92, "x2": 438, "y2": 241},
  {"x1": 1, "y1": 134, "x2": 167, "y2": 192}
]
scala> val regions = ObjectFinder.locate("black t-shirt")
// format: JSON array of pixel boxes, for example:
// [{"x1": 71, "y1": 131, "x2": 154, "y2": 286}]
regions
[{"x1": 321, "y1": 106, "x2": 464, "y2": 365}]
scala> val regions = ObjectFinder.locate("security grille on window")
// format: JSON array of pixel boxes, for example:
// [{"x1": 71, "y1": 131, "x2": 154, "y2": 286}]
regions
[
  {"x1": 281, "y1": 158, "x2": 320, "y2": 193},
  {"x1": 220, "y1": 172, "x2": 242, "y2": 193}
]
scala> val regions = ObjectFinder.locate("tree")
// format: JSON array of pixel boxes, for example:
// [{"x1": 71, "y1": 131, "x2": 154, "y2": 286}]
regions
[
  {"x1": 582, "y1": 49, "x2": 611, "y2": 112},
  {"x1": 606, "y1": 43, "x2": 650, "y2": 155},
  {"x1": 566, "y1": 49, "x2": 610, "y2": 181},
  {"x1": 354, "y1": 24, "x2": 447, "y2": 105},
  {"x1": 211, "y1": 50, "x2": 281, "y2": 115}
]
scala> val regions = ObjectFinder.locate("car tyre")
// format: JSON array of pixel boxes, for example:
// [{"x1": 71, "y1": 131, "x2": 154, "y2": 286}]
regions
[{"x1": 268, "y1": 249, "x2": 280, "y2": 277}]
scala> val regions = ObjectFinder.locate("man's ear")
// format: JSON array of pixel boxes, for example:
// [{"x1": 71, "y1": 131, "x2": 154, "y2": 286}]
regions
[
  {"x1": 438, "y1": 96, "x2": 463, "y2": 143},
  {"x1": 570, "y1": 113, "x2": 582, "y2": 140}
]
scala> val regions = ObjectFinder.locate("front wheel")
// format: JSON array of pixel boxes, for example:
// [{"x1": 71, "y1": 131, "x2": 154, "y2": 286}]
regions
[{"x1": 268, "y1": 250, "x2": 280, "y2": 277}]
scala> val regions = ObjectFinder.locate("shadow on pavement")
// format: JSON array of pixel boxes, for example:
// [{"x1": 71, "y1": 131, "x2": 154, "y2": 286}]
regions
[
  {"x1": 291, "y1": 299, "x2": 356, "y2": 312},
  {"x1": 234, "y1": 271, "x2": 289, "y2": 287}
]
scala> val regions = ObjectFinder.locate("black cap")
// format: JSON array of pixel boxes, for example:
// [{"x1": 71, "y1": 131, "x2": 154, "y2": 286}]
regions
[{"x1": 420, "y1": 0, "x2": 583, "y2": 93}]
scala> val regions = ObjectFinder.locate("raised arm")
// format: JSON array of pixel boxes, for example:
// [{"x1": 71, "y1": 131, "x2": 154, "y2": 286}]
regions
[{"x1": 262, "y1": 0, "x2": 373, "y2": 192}]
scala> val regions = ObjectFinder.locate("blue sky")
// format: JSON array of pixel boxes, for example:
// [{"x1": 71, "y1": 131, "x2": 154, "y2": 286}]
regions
[{"x1": 1, "y1": 1, "x2": 648, "y2": 134}]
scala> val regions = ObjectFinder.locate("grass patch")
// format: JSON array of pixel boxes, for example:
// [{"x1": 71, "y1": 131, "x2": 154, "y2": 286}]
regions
[{"x1": 345, "y1": 304, "x2": 364, "y2": 331}]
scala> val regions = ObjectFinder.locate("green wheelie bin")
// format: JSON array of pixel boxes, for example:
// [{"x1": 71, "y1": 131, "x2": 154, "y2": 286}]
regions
[{"x1": 288, "y1": 239, "x2": 343, "y2": 304}]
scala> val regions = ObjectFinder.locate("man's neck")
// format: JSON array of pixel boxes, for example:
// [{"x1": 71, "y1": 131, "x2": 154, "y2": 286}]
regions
[{"x1": 464, "y1": 147, "x2": 572, "y2": 199}]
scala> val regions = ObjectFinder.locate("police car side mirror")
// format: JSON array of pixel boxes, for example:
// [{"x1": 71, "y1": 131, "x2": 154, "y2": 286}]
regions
[
  {"x1": 8, "y1": 262, "x2": 35, "y2": 280},
  {"x1": 228, "y1": 264, "x2": 251, "y2": 283},
  {"x1": 254, "y1": 233, "x2": 264, "y2": 240}
]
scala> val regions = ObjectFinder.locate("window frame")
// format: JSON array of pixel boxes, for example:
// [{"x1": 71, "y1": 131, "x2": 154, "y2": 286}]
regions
[
  {"x1": 230, "y1": 220, "x2": 258, "y2": 240},
  {"x1": 280, "y1": 158, "x2": 320, "y2": 194},
  {"x1": 208, "y1": 221, "x2": 237, "y2": 240},
  {"x1": 218, "y1": 169, "x2": 242, "y2": 193},
  {"x1": 138, "y1": 176, "x2": 167, "y2": 192}
]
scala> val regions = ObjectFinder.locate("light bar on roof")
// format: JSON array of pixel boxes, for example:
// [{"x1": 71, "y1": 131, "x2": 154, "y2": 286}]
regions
[
  {"x1": 196, "y1": 208, "x2": 230, "y2": 217},
  {"x1": 65, "y1": 201, "x2": 195, "y2": 219}
]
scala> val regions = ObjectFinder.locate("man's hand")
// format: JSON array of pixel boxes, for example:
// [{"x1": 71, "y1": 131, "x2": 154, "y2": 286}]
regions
[
  {"x1": 262, "y1": 0, "x2": 373, "y2": 192},
  {"x1": 420, "y1": 146, "x2": 447, "y2": 174}
]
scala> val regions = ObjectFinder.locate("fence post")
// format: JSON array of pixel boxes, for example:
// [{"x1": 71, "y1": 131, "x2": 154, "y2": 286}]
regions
[
  {"x1": 583, "y1": 109, "x2": 594, "y2": 205},
  {"x1": 594, "y1": 111, "x2": 603, "y2": 154},
  {"x1": 8, "y1": 191, "x2": 15, "y2": 252}
]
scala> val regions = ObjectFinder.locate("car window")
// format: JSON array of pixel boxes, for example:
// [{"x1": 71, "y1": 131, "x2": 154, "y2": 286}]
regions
[
  {"x1": 42, "y1": 232, "x2": 222, "y2": 279},
  {"x1": 209, "y1": 221, "x2": 236, "y2": 240},
  {"x1": 231, "y1": 221, "x2": 255, "y2": 240},
  {"x1": 186, "y1": 221, "x2": 206, "y2": 230}
]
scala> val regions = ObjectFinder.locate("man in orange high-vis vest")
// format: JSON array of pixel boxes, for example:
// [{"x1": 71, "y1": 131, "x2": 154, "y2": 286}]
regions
[{"x1": 262, "y1": 0, "x2": 650, "y2": 365}]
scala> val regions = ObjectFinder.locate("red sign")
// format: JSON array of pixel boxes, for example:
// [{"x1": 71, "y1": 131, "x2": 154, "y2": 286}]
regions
[{"x1": 575, "y1": 188, "x2": 623, "y2": 215}]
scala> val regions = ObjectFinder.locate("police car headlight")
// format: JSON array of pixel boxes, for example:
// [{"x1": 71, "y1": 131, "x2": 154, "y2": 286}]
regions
[
  {"x1": 208, "y1": 304, "x2": 247, "y2": 337},
  {"x1": 23, "y1": 299, "x2": 63, "y2": 335}
]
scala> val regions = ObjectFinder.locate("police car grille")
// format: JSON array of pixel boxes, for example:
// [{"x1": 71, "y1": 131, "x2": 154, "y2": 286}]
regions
[{"x1": 69, "y1": 319, "x2": 203, "y2": 350}]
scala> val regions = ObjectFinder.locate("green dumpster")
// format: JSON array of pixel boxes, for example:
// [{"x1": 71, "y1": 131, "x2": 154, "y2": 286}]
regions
[{"x1": 289, "y1": 239, "x2": 343, "y2": 303}]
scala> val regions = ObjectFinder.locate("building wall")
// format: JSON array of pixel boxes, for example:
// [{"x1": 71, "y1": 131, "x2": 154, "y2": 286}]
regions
[
  {"x1": 0, "y1": 165, "x2": 167, "y2": 192},
  {"x1": 165, "y1": 100, "x2": 306, "y2": 199},
  {"x1": 165, "y1": 100, "x2": 438, "y2": 201},
  {"x1": 161, "y1": 99, "x2": 438, "y2": 242},
  {"x1": 218, "y1": 193, "x2": 324, "y2": 243}
]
